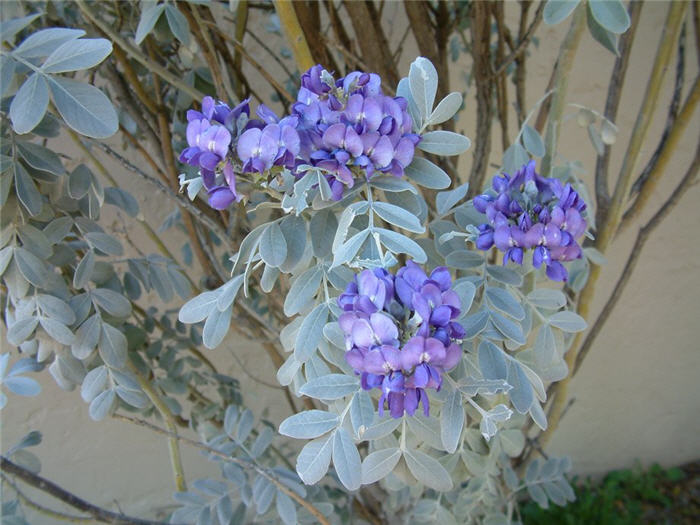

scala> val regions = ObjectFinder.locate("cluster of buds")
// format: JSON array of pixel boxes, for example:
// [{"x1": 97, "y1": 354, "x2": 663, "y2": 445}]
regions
[
  {"x1": 338, "y1": 262, "x2": 465, "y2": 418},
  {"x1": 474, "y1": 160, "x2": 588, "y2": 281},
  {"x1": 179, "y1": 65, "x2": 420, "y2": 206}
]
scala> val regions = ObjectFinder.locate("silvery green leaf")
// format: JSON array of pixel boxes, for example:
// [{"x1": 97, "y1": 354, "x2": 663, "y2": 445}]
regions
[
  {"x1": 485, "y1": 287, "x2": 525, "y2": 320},
  {"x1": 453, "y1": 280, "x2": 476, "y2": 314},
  {"x1": 404, "y1": 448, "x2": 453, "y2": 491},
  {"x1": 259, "y1": 222, "x2": 287, "y2": 268},
  {"x1": 372, "y1": 201, "x2": 424, "y2": 233},
  {"x1": 489, "y1": 404, "x2": 513, "y2": 422},
  {"x1": 491, "y1": 311, "x2": 526, "y2": 345},
  {"x1": 479, "y1": 340, "x2": 508, "y2": 380},
  {"x1": 584, "y1": 246, "x2": 607, "y2": 266},
  {"x1": 376, "y1": 228, "x2": 427, "y2": 263},
  {"x1": 370, "y1": 176, "x2": 418, "y2": 194},
  {"x1": 600, "y1": 119, "x2": 618, "y2": 145},
  {"x1": 436, "y1": 183, "x2": 469, "y2": 216},
  {"x1": 68, "y1": 164, "x2": 92, "y2": 199},
  {"x1": 99, "y1": 323, "x2": 127, "y2": 368},
  {"x1": 0, "y1": 246, "x2": 13, "y2": 276},
  {"x1": 587, "y1": 123, "x2": 605, "y2": 155},
  {"x1": 14, "y1": 247, "x2": 48, "y2": 286},
  {"x1": 179, "y1": 291, "x2": 218, "y2": 323},
  {"x1": 16, "y1": 142, "x2": 64, "y2": 175},
  {"x1": 8, "y1": 431, "x2": 42, "y2": 455},
  {"x1": 251, "y1": 426, "x2": 274, "y2": 458},
  {"x1": 278, "y1": 215, "x2": 307, "y2": 273},
  {"x1": 165, "y1": 5, "x2": 190, "y2": 45},
  {"x1": 463, "y1": 310, "x2": 489, "y2": 338},
  {"x1": 85, "y1": 231, "x2": 123, "y2": 256},
  {"x1": 277, "y1": 354, "x2": 301, "y2": 386},
  {"x1": 500, "y1": 429, "x2": 525, "y2": 457},
  {"x1": 409, "y1": 57, "x2": 438, "y2": 120},
  {"x1": 216, "y1": 274, "x2": 244, "y2": 312},
  {"x1": 88, "y1": 388, "x2": 115, "y2": 420},
  {"x1": 589, "y1": 0, "x2": 630, "y2": 33},
  {"x1": 309, "y1": 209, "x2": 338, "y2": 258},
  {"x1": 441, "y1": 389, "x2": 464, "y2": 453},
  {"x1": 0, "y1": 13, "x2": 42, "y2": 44},
  {"x1": 397, "y1": 77, "x2": 421, "y2": 130},
  {"x1": 223, "y1": 404, "x2": 239, "y2": 437},
  {"x1": 360, "y1": 416, "x2": 401, "y2": 441},
  {"x1": 202, "y1": 303, "x2": 231, "y2": 349},
  {"x1": 507, "y1": 361, "x2": 534, "y2": 414},
  {"x1": 43, "y1": 217, "x2": 72, "y2": 245},
  {"x1": 332, "y1": 229, "x2": 369, "y2": 268},
  {"x1": 276, "y1": 491, "x2": 296, "y2": 525},
  {"x1": 543, "y1": 0, "x2": 580, "y2": 25},
  {"x1": 41, "y1": 38, "x2": 112, "y2": 73},
  {"x1": 548, "y1": 311, "x2": 586, "y2": 332},
  {"x1": 405, "y1": 157, "x2": 451, "y2": 189},
  {"x1": 445, "y1": 250, "x2": 483, "y2": 269},
  {"x1": 294, "y1": 303, "x2": 328, "y2": 362},
  {"x1": 418, "y1": 130, "x2": 471, "y2": 156},
  {"x1": 428, "y1": 92, "x2": 462, "y2": 125},
  {"x1": 7, "y1": 318, "x2": 38, "y2": 346},
  {"x1": 215, "y1": 495, "x2": 233, "y2": 525},
  {"x1": 350, "y1": 390, "x2": 375, "y2": 438},
  {"x1": 149, "y1": 264, "x2": 173, "y2": 302},
  {"x1": 17, "y1": 224, "x2": 51, "y2": 259},
  {"x1": 9, "y1": 73, "x2": 49, "y2": 134},
  {"x1": 14, "y1": 28, "x2": 84, "y2": 58},
  {"x1": 522, "y1": 125, "x2": 545, "y2": 157},
  {"x1": 104, "y1": 187, "x2": 139, "y2": 217},
  {"x1": 72, "y1": 314, "x2": 101, "y2": 359},
  {"x1": 8, "y1": 358, "x2": 41, "y2": 377},
  {"x1": 236, "y1": 409, "x2": 254, "y2": 442},
  {"x1": 296, "y1": 435, "x2": 333, "y2": 484},
  {"x1": 519, "y1": 358, "x2": 548, "y2": 402},
  {"x1": 503, "y1": 142, "x2": 530, "y2": 176},
  {"x1": 115, "y1": 386, "x2": 149, "y2": 408},
  {"x1": 261, "y1": 263, "x2": 279, "y2": 293},
  {"x1": 527, "y1": 289, "x2": 567, "y2": 309},
  {"x1": 4, "y1": 376, "x2": 41, "y2": 397},
  {"x1": 135, "y1": 3, "x2": 166, "y2": 45},
  {"x1": 91, "y1": 288, "x2": 131, "y2": 317},
  {"x1": 279, "y1": 410, "x2": 339, "y2": 439},
  {"x1": 332, "y1": 201, "x2": 367, "y2": 251},
  {"x1": 299, "y1": 374, "x2": 359, "y2": 400},
  {"x1": 407, "y1": 414, "x2": 443, "y2": 450},
  {"x1": 333, "y1": 427, "x2": 361, "y2": 491},
  {"x1": 14, "y1": 162, "x2": 43, "y2": 216},
  {"x1": 457, "y1": 377, "x2": 511, "y2": 396},
  {"x1": 528, "y1": 483, "x2": 549, "y2": 508},
  {"x1": 39, "y1": 317, "x2": 74, "y2": 345},
  {"x1": 48, "y1": 77, "x2": 118, "y2": 138},
  {"x1": 361, "y1": 447, "x2": 401, "y2": 485},
  {"x1": 586, "y1": 4, "x2": 619, "y2": 54}
]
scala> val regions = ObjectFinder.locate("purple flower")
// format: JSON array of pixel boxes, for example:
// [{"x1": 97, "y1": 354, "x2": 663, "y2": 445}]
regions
[
  {"x1": 337, "y1": 262, "x2": 466, "y2": 418},
  {"x1": 474, "y1": 160, "x2": 588, "y2": 281}
]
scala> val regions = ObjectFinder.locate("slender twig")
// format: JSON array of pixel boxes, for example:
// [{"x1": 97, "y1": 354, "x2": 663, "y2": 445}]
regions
[
  {"x1": 127, "y1": 361, "x2": 187, "y2": 492},
  {"x1": 575, "y1": 147, "x2": 699, "y2": 374},
  {"x1": 245, "y1": 27, "x2": 294, "y2": 79},
  {"x1": 75, "y1": 0, "x2": 205, "y2": 101},
  {"x1": 621, "y1": 78, "x2": 699, "y2": 229},
  {"x1": 273, "y1": 0, "x2": 315, "y2": 72},
  {"x1": 540, "y1": 4, "x2": 586, "y2": 177},
  {"x1": 0, "y1": 457, "x2": 167, "y2": 525},
  {"x1": 491, "y1": 0, "x2": 545, "y2": 78},
  {"x1": 182, "y1": 5, "x2": 228, "y2": 102},
  {"x1": 112, "y1": 415, "x2": 332, "y2": 525},
  {"x1": 1, "y1": 473, "x2": 93, "y2": 523},
  {"x1": 594, "y1": 1, "x2": 644, "y2": 226}
]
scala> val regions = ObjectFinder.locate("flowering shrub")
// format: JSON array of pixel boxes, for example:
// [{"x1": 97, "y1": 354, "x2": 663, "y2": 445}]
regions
[{"x1": 2, "y1": 2, "x2": 690, "y2": 525}]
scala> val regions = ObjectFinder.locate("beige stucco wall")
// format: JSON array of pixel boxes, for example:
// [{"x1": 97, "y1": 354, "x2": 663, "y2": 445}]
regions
[{"x1": 2, "y1": 1, "x2": 699, "y2": 520}]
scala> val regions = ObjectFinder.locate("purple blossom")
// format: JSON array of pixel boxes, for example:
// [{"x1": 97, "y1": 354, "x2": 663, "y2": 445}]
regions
[
  {"x1": 338, "y1": 263, "x2": 465, "y2": 418},
  {"x1": 474, "y1": 160, "x2": 588, "y2": 282}
]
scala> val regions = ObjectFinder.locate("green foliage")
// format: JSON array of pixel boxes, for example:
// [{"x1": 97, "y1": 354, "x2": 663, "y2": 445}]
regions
[{"x1": 521, "y1": 464, "x2": 687, "y2": 525}]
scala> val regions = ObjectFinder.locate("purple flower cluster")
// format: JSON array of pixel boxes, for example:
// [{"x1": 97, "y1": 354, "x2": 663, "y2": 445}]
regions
[
  {"x1": 179, "y1": 65, "x2": 420, "y2": 206},
  {"x1": 292, "y1": 65, "x2": 420, "y2": 200},
  {"x1": 474, "y1": 160, "x2": 587, "y2": 282},
  {"x1": 338, "y1": 262, "x2": 465, "y2": 418}
]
